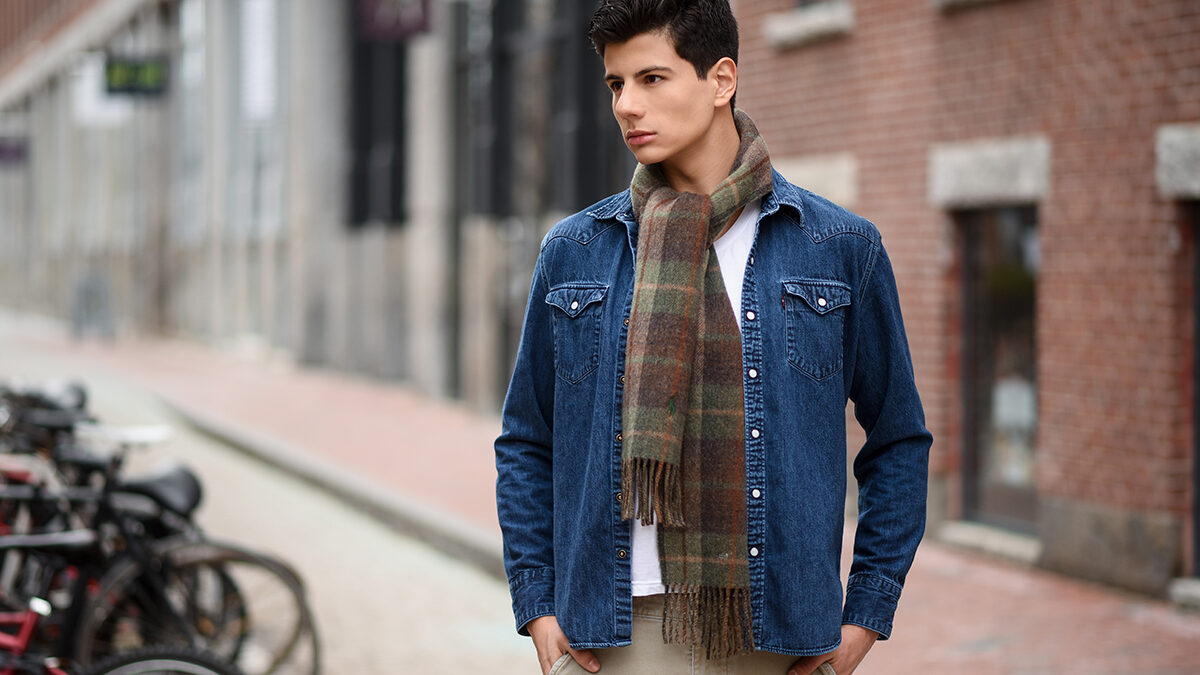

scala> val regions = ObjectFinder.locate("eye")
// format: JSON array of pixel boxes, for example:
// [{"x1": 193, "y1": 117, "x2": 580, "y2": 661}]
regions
[
  {"x1": 608, "y1": 80, "x2": 623, "y2": 93},
  {"x1": 644, "y1": 74, "x2": 663, "y2": 84}
]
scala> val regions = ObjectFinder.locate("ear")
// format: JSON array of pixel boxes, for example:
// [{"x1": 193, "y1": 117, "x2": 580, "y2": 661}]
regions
[{"x1": 709, "y1": 57, "x2": 738, "y2": 107}]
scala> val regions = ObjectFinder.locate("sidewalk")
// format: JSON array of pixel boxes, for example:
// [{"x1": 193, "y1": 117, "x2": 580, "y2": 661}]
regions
[{"x1": 3, "y1": 313, "x2": 1200, "y2": 673}]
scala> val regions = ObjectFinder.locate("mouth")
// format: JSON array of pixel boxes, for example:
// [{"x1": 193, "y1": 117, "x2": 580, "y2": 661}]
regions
[{"x1": 625, "y1": 130, "x2": 656, "y2": 147}]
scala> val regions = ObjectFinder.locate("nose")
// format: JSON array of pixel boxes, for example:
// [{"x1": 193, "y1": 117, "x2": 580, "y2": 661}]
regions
[{"x1": 613, "y1": 86, "x2": 642, "y2": 120}]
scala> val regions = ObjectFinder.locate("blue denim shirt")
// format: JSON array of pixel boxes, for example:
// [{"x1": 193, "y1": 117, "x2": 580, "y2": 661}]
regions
[{"x1": 495, "y1": 170, "x2": 931, "y2": 656}]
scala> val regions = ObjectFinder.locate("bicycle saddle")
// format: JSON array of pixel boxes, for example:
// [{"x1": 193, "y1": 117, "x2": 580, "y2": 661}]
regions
[{"x1": 115, "y1": 462, "x2": 203, "y2": 516}]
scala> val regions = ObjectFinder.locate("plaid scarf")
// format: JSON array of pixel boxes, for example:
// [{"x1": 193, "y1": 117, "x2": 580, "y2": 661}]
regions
[{"x1": 622, "y1": 109, "x2": 774, "y2": 659}]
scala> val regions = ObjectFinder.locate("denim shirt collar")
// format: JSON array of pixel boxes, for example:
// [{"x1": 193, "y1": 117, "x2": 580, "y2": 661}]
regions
[{"x1": 585, "y1": 168, "x2": 804, "y2": 252}]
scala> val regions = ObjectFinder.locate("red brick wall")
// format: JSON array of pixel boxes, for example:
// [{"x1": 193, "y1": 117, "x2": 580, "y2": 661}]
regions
[
  {"x1": 0, "y1": 0, "x2": 97, "y2": 80},
  {"x1": 736, "y1": 0, "x2": 950, "y2": 509},
  {"x1": 736, "y1": 0, "x2": 1200, "y2": 547}
]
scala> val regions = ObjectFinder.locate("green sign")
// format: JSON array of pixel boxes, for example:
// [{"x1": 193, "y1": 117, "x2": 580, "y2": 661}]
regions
[{"x1": 105, "y1": 56, "x2": 168, "y2": 96}]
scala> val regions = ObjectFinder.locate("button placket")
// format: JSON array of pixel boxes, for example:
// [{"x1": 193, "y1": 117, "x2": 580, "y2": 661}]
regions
[{"x1": 738, "y1": 241, "x2": 767, "y2": 612}]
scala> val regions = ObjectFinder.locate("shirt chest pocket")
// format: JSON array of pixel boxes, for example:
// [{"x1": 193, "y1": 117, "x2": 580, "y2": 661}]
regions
[
  {"x1": 782, "y1": 279, "x2": 851, "y2": 382},
  {"x1": 545, "y1": 284, "x2": 608, "y2": 384}
]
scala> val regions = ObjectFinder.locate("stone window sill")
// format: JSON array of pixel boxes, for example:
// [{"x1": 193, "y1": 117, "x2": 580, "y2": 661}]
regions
[
  {"x1": 762, "y1": 1, "x2": 855, "y2": 51},
  {"x1": 934, "y1": 0, "x2": 1021, "y2": 12}
]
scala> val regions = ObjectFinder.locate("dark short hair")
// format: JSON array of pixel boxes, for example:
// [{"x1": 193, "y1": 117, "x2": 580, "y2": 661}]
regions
[{"x1": 588, "y1": 0, "x2": 739, "y2": 79}]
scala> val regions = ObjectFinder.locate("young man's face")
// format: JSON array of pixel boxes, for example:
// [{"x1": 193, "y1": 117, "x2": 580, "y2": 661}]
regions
[{"x1": 603, "y1": 30, "x2": 726, "y2": 168}]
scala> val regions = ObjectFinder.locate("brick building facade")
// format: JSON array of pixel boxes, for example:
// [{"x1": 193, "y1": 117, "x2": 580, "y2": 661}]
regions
[{"x1": 736, "y1": 0, "x2": 1200, "y2": 593}]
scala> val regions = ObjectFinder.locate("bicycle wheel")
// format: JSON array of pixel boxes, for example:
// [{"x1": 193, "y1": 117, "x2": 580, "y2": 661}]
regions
[
  {"x1": 80, "y1": 644, "x2": 246, "y2": 675},
  {"x1": 74, "y1": 540, "x2": 320, "y2": 675}
]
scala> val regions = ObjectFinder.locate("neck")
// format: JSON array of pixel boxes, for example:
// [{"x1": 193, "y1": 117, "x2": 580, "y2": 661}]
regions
[{"x1": 660, "y1": 107, "x2": 741, "y2": 196}]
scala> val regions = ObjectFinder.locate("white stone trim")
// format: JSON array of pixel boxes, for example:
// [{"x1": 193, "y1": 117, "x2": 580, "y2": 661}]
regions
[
  {"x1": 1156, "y1": 123, "x2": 1200, "y2": 199},
  {"x1": 0, "y1": 0, "x2": 151, "y2": 111},
  {"x1": 928, "y1": 136, "x2": 1051, "y2": 208},
  {"x1": 762, "y1": 1, "x2": 855, "y2": 51},
  {"x1": 1169, "y1": 577, "x2": 1200, "y2": 611},
  {"x1": 773, "y1": 153, "x2": 859, "y2": 208}
]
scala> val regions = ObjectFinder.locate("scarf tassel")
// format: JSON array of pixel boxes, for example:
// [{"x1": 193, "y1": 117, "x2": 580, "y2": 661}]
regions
[
  {"x1": 620, "y1": 456, "x2": 683, "y2": 527},
  {"x1": 662, "y1": 585, "x2": 756, "y2": 660}
]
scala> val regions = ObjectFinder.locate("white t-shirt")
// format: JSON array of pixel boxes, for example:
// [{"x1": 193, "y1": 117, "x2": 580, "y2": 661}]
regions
[{"x1": 630, "y1": 197, "x2": 761, "y2": 596}]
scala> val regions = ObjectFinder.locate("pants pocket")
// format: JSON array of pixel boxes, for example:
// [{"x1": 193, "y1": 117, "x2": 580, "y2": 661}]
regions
[{"x1": 548, "y1": 653, "x2": 575, "y2": 675}]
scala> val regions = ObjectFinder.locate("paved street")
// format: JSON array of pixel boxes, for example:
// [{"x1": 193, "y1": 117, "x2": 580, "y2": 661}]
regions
[
  {"x1": 3, "y1": 312, "x2": 1200, "y2": 674},
  {"x1": 0, "y1": 324, "x2": 530, "y2": 675}
]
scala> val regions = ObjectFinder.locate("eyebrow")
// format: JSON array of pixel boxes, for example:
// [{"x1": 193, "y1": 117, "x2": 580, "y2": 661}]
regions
[{"x1": 604, "y1": 65, "x2": 674, "y2": 82}]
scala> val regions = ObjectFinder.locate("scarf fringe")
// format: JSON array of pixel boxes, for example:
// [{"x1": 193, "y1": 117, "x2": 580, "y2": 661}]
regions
[
  {"x1": 662, "y1": 585, "x2": 755, "y2": 660},
  {"x1": 620, "y1": 456, "x2": 683, "y2": 526}
]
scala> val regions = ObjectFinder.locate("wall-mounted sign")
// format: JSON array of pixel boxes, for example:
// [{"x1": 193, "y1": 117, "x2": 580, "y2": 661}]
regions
[
  {"x1": 104, "y1": 55, "x2": 168, "y2": 96},
  {"x1": 0, "y1": 137, "x2": 28, "y2": 166},
  {"x1": 359, "y1": 0, "x2": 430, "y2": 41}
]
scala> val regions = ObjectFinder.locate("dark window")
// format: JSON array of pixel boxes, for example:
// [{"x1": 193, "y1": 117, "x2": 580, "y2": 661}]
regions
[
  {"x1": 455, "y1": 0, "x2": 629, "y2": 218},
  {"x1": 348, "y1": 5, "x2": 408, "y2": 226},
  {"x1": 960, "y1": 206, "x2": 1039, "y2": 532}
]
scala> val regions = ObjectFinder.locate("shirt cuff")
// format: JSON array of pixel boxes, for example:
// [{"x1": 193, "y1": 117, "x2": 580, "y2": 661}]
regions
[
  {"x1": 510, "y1": 567, "x2": 556, "y2": 636},
  {"x1": 841, "y1": 572, "x2": 903, "y2": 640}
]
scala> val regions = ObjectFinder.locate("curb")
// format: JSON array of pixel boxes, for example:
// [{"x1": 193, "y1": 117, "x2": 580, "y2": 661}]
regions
[{"x1": 161, "y1": 396, "x2": 507, "y2": 582}]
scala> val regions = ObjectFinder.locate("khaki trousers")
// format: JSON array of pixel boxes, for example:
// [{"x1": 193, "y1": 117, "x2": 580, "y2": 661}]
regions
[{"x1": 550, "y1": 595, "x2": 836, "y2": 675}]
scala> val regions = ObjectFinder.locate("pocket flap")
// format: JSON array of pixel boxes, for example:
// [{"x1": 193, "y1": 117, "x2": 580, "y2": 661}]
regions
[
  {"x1": 782, "y1": 280, "x2": 851, "y2": 315},
  {"x1": 545, "y1": 284, "x2": 608, "y2": 318}
]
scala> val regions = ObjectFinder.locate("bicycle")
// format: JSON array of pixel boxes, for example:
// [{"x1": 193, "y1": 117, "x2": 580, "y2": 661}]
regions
[
  {"x1": 0, "y1": 386, "x2": 320, "y2": 674},
  {"x1": 0, "y1": 544, "x2": 244, "y2": 675}
]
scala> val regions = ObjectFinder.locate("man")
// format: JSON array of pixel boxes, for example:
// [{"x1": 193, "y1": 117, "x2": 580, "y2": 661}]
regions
[{"x1": 495, "y1": 1, "x2": 931, "y2": 673}]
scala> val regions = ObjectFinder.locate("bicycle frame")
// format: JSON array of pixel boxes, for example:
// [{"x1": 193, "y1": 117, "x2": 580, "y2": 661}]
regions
[{"x1": 0, "y1": 607, "x2": 69, "y2": 675}]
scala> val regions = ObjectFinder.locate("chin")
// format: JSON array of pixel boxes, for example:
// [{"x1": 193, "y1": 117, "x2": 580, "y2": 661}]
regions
[{"x1": 628, "y1": 144, "x2": 672, "y2": 167}]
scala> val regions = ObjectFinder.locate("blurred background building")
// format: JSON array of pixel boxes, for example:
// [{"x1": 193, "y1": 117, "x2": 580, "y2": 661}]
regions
[{"x1": 0, "y1": 0, "x2": 1197, "y2": 602}]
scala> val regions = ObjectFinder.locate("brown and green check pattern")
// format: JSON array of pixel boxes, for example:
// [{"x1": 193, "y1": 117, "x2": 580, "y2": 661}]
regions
[{"x1": 622, "y1": 109, "x2": 774, "y2": 659}]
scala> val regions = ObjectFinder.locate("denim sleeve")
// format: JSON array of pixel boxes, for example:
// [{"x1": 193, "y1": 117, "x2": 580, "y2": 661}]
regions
[
  {"x1": 844, "y1": 242, "x2": 932, "y2": 640},
  {"x1": 495, "y1": 253, "x2": 557, "y2": 636}
]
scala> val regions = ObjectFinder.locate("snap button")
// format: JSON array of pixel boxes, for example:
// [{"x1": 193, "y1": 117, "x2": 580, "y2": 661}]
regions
[
  {"x1": 570, "y1": 300, "x2": 580, "y2": 311},
  {"x1": 624, "y1": 317, "x2": 630, "y2": 327},
  {"x1": 620, "y1": 375, "x2": 625, "y2": 384},
  {"x1": 617, "y1": 549, "x2": 628, "y2": 559},
  {"x1": 817, "y1": 297, "x2": 827, "y2": 308},
  {"x1": 616, "y1": 433, "x2": 623, "y2": 443},
  {"x1": 750, "y1": 428, "x2": 761, "y2": 439},
  {"x1": 749, "y1": 547, "x2": 760, "y2": 557},
  {"x1": 616, "y1": 492, "x2": 623, "y2": 503},
  {"x1": 746, "y1": 310, "x2": 756, "y2": 321},
  {"x1": 751, "y1": 488, "x2": 762, "y2": 499},
  {"x1": 749, "y1": 256, "x2": 754, "y2": 266},
  {"x1": 748, "y1": 368, "x2": 759, "y2": 379}
]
